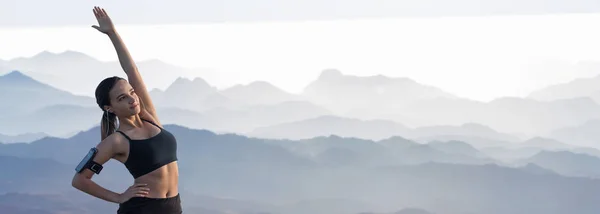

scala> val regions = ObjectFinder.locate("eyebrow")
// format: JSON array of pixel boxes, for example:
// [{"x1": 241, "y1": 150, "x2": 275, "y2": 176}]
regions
[{"x1": 117, "y1": 88, "x2": 134, "y2": 99}]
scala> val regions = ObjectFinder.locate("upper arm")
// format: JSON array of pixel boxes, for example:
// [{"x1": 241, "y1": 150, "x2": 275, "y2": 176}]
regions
[{"x1": 74, "y1": 135, "x2": 120, "y2": 180}]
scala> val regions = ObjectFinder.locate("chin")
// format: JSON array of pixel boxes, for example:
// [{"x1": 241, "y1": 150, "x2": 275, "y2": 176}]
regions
[{"x1": 130, "y1": 106, "x2": 141, "y2": 115}]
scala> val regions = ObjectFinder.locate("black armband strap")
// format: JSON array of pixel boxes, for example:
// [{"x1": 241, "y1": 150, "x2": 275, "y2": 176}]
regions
[
  {"x1": 75, "y1": 147, "x2": 103, "y2": 174},
  {"x1": 86, "y1": 160, "x2": 104, "y2": 174}
]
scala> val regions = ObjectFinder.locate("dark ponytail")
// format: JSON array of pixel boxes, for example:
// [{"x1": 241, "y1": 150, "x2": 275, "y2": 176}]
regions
[
  {"x1": 101, "y1": 110, "x2": 118, "y2": 140},
  {"x1": 95, "y1": 76, "x2": 126, "y2": 140}
]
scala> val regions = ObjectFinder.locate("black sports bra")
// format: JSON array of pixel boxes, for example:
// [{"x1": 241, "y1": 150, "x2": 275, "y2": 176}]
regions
[{"x1": 116, "y1": 118, "x2": 178, "y2": 179}]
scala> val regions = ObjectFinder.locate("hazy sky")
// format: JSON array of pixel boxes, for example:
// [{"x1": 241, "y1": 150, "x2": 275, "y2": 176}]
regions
[
  {"x1": 2, "y1": 0, "x2": 600, "y2": 26},
  {"x1": 2, "y1": 1, "x2": 600, "y2": 101}
]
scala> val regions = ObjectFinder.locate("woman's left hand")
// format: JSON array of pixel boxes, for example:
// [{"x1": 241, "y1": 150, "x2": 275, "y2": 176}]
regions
[{"x1": 91, "y1": 6, "x2": 116, "y2": 35}]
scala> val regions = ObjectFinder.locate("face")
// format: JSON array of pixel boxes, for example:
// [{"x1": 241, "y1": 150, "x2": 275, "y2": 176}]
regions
[{"x1": 104, "y1": 80, "x2": 141, "y2": 117}]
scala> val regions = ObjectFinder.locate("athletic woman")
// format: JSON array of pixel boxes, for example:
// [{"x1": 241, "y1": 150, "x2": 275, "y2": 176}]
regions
[{"x1": 71, "y1": 6, "x2": 182, "y2": 214}]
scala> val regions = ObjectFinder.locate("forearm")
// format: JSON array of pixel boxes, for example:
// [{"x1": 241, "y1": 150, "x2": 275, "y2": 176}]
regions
[
  {"x1": 107, "y1": 31, "x2": 139, "y2": 77},
  {"x1": 73, "y1": 177, "x2": 121, "y2": 204}
]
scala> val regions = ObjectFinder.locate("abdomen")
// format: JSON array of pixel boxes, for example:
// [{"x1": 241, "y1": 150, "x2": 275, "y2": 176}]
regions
[{"x1": 134, "y1": 161, "x2": 179, "y2": 198}]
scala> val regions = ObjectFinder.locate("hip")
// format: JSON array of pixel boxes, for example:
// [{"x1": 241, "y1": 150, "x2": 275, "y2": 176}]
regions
[{"x1": 117, "y1": 194, "x2": 182, "y2": 214}]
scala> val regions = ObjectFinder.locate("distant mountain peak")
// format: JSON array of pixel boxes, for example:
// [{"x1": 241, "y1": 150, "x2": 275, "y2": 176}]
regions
[
  {"x1": 318, "y1": 68, "x2": 344, "y2": 79},
  {"x1": 28, "y1": 50, "x2": 96, "y2": 61},
  {"x1": 306, "y1": 68, "x2": 456, "y2": 101},
  {"x1": 225, "y1": 80, "x2": 284, "y2": 92},
  {"x1": 173, "y1": 76, "x2": 192, "y2": 84},
  {"x1": 247, "y1": 80, "x2": 276, "y2": 88},
  {"x1": 192, "y1": 76, "x2": 211, "y2": 85},
  {"x1": 2, "y1": 70, "x2": 28, "y2": 79},
  {"x1": 0, "y1": 70, "x2": 37, "y2": 84},
  {"x1": 525, "y1": 136, "x2": 559, "y2": 143},
  {"x1": 460, "y1": 123, "x2": 495, "y2": 132},
  {"x1": 166, "y1": 76, "x2": 214, "y2": 92},
  {"x1": 32, "y1": 50, "x2": 54, "y2": 57},
  {"x1": 316, "y1": 68, "x2": 418, "y2": 83}
]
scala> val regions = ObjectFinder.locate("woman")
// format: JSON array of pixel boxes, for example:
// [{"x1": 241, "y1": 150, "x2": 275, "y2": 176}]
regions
[{"x1": 71, "y1": 6, "x2": 182, "y2": 214}]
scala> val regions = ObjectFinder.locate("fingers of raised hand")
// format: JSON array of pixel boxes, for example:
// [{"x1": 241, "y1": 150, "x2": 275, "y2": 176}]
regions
[{"x1": 93, "y1": 6, "x2": 109, "y2": 18}]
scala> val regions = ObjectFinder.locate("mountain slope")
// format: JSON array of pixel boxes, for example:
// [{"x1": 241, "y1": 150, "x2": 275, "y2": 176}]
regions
[
  {"x1": 0, "y1": 71, "x2": 94, "y2": 116},
  {"x1": 520, "y1": 151, "x2": 600, "y2": 178},
  {"x1": 301, "y1": 70, "x2": 600, "y2": 136},
  {"x1": 548, "y1": 119, "x2": 600, "y2": 148},
  {"x1": 302, "y1": 69, "x2": 457, "y2": 114},
  {"x1": 0, "y1": 132, "x2": 47, "y2": 144},
  {"x1": 3, "y1": 50, "x2": 216, "y2": 96},
  {"x1": 0, "y1": 155, "x2": 73, "y2": 193},
  {"x1": 220, "y1": 81, "x2": 307, "y2": 106},
  {"x1": 249, "y1": 115, "x2": 411, "y2": 140},
  {"x1": 527, "y1": 73, "x2": 600, "y2": 102},
  {"x1": 249, "y1": 115, "x2": 521, "y2": 144},
  {"x1": 2, "y1": 126, "x2": 600, "y2": 214}
]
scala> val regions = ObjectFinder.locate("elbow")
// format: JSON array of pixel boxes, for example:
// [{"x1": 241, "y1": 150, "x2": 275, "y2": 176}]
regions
[
  {"x1": 71, "y1": 174, "x2": 87, "y2": 190},
  {"x1": 71, "y1": 175, "x2": 81, "y2": 189}
]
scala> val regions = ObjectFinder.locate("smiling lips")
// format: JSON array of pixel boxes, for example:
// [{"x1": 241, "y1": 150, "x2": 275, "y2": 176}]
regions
[{"x1": 130, "y1": 103, "x2": 139, "y2": 109}]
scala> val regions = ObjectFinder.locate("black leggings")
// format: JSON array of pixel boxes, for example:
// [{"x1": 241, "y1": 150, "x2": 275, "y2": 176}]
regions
[{"x1": 117, "y1": 194, "x2": 182, "y2": 214}]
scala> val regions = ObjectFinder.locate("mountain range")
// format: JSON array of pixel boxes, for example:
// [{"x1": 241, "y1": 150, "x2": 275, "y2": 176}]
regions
[
  {"x1": 0, "y1": 69, "x2": 331, "y2": 136},
  {"x1": 3, "y1": 124, "x2": 600, "y2": 214},
  {"x1": 0, "y1": 70, "x2": 94, "y2": 116},
  {"x1": 0, "y1": 132, "x2": 47, "y2": 144},
  {"x1": 3, "y1": 50, "x2": 600, "y2": 149},
  {"x1": 528, "y1": 72, "x2": 600, "y2": 103},
  {"x1": 0, "y1": 50, "x2": 217, "y2": 97}
]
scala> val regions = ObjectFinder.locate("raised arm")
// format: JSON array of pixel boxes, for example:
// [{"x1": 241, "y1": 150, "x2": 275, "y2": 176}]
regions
[{"x1": 92, "y1": 6, "x2": 160, "y2": 124}]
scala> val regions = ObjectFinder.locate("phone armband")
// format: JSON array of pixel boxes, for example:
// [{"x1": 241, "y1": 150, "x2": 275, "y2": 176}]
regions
[{"x1": 75, "y1": 147, "x2": 103, "y2": 174}]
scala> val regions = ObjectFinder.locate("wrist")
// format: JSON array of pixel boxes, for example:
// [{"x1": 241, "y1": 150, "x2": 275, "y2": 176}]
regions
[
  {"x1": 113, "y1": 192, "x2": 124, "y2": 204},
  {"x1": 106, "y1": 30, "x2": 118, "y2": 37}
]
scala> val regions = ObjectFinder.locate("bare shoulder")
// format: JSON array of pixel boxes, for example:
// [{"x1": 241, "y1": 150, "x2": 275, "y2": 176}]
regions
[{"x1": 101, "y1": 132, "x2": 127, "y2": 148}]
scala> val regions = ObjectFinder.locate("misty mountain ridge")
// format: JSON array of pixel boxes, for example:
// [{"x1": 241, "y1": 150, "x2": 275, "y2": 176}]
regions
[
  {"x1": 4, "y1": 125, "x2": 600, "y2": 213},
  {"x1": 527, "y1": 69, "x2": 600, "y2": 102},
  {"x1": 149, "y1": 76, "x2": 231, "y2": 111},
  {"x1": 0, "y1": 70, "x2": 94, "y2": 116},
  {"x1": 151, "y1": 76, "x2": 308, "y2": 111},
  {"x1": 302, "y1": 68, "x2": 458, "y2": 113},
  {"x1": 548, "y1": 119, "x2": 600, "y2": 148},
  {"x1": 426, "y1": 140, "x2": 489, "y2": 159},
  {"x1": 248, "y1": 115, "x2": 412, "y2": 141},
  {"x1": 518, "y1": 150, "x2": 600, "y2": 179},
  {"x1": 0, "y1": 104, "x2": 99, "y2": 136},
  {"x1": 0, "y1": 71, "x2": 332, "y2": 136},
  {"x1": 5, "y1": 67, "x2": 600, "y2": 146},
  {"x1": 0, "y1": 132, "x2": 48, "y2": 144},
  {"x1": 220, "y1": 81, "x2": 307, "y2": 106},
  {"x1": 5, "y1": 51, "x2": 600, "y2": 141},
  {"x1": 299, "y1": 69, "x2": 600, "y2": 136},
  {"x1": 9, "y1": 50, "x2": 98, "y2": 65},
  {"x1": 519, "y1": 137, "x2": 574, "y2": 150},
  {"x1": 0, "y1": 50, "x2": 217, "y2": 97},
  {"x1": 249, "y1": 115, "x2": 522, "y2": 147}
]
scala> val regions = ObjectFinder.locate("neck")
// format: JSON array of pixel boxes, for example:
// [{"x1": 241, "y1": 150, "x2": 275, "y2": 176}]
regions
[{"x1": 117, "y1": 114, "x2": 143, "y2": 130}]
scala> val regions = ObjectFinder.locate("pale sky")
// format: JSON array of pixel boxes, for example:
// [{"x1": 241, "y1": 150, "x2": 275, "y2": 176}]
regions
[
  {"x1": 2, "y1": 0, "x2": 600, "y2": 26},
  {"x1": 2, "y1": 13, "x2": 600, "y2": 102}
]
